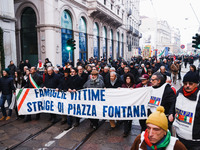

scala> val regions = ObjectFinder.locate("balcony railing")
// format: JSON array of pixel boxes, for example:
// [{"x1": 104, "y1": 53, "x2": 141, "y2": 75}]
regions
[
  {"x1": 133, "y1": 28, "x2": 139, "y2": 37},
  {"x1": 127, "y1": 25, "x2": 133, "y2": 33},
  {"x1": 88, "y1": 0, "x2": 122, "y2": 28}
]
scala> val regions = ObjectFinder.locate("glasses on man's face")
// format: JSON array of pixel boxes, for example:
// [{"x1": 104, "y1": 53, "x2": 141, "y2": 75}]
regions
[
  {"x1": 183, "y1": 82, "x2": 194, "y2": 86},
  {"x1": 150, "y1": 78, "x2": 157, "y2": 81}
]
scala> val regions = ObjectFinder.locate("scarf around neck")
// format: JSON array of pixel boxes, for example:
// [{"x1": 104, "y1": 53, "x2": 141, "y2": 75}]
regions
[
  {"x1": 144, "y1": 129, "x2": 171, "y2": 150},
  {"x1": 183, "y1": 87, "x2": 198, "y2": 97}
]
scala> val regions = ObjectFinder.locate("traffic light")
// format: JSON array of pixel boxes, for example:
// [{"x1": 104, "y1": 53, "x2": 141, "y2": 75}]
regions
[
  {"x1": 71, "y1": 39, "x2": 76, "y2": 50},
  {"x1": 66, "y1": 39, "x2": 76, "y2": 51},
  {"x1": 192, "y1": 33, "x2": 200, "y2": 49}
]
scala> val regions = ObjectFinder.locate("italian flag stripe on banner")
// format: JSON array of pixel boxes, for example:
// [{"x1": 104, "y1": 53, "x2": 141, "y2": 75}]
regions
[
  {"x1": 18, "y1": 89, "x2": 30, "y2": 111},
  {"x1": 16, "y1": 89, "x2": 23, "y2": 101}
]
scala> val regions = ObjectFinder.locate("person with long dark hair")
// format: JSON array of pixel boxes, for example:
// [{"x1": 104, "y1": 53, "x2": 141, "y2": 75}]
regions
[
  {"x1": 13, "y1": 70, "x2": 24, "y2": 119},
  {"x1": 121, "y1": 73, "x2": 136, "y2": 137}
]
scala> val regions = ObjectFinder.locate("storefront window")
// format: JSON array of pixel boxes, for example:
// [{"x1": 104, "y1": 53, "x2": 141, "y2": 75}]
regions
[
  {"x1": 79, "y1": 17, "x2": 87, "y2": 61},
  {"x1": 61, "y1": 10, "x2": 73, "y2": 66}
]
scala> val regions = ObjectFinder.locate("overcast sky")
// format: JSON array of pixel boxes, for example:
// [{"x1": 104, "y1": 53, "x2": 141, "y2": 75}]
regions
[{"x1": 140, "y1": 0, "x2": 200, "y2": 48}]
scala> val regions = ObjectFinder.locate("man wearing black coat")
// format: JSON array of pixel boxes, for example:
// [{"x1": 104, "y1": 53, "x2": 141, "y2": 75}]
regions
[
  {"x1": 77, "y1": 65, "x2": 88, "y2": 87},
  {"x1": 67, "y1": 67, "x2": 83, "y2": 127},
  {"x1": 148, "y1": 72, "x2": 176, "y2": 132},
  {"x1": 100, "y1": 66, "x2": 109, "y2": 81},
  {"x1": 105, "y1": 71, "x2": 123, "y2": 129},
  {"x1": 151, "y1": 63, "x2": 157, "y2": 74},
  {"x1": 43, "y1": 67, "x2": 60, "y2": 123},
  {"x1": 7, "y1": 60, "x2": 17, "y2": 77},
  {"x1": 23, "y1": 67, "x2": 43, "y2": 122},
  {"x1": 59, "y1": 68, "x2": 71, "y2": 128},
  {"x1": 129, "y1": 63, "x2": 140, "y2": 84},
  {"x1": 24, "y1": 59, "x2": 31, "y2": 68}
]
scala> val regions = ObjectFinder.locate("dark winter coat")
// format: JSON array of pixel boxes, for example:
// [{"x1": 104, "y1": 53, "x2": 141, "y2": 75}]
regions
[
  {"x1": 24, "y1": 73, "x2": 43, "y2": 88},
  {"x1": 59, "y1": 75, "x2": 71, "y2": 91},
  {"x1": 43, "y1": 72, "x2": 60, "y2": 89},
  {"x1": 79, "y1": 72, "x2": 88, "y2": 87},
  {"x1": 105, "y1": 76, "x2": 123, "y2": 88},
  {"x1": 0, "y1": 76, "x2": 15, "y2": 95},
  {"x1": 8, "y1": 64, "x2": 17, "y2": 77},
  {"x1": 176, "y1": 87, "x2": 200, "y2": 142},
  {"x1": 67, "y1": 75, "x2": 82, "y2": 90},
  {"x1": 152, "y1": 83, "x2": 176, "y2": 115}
]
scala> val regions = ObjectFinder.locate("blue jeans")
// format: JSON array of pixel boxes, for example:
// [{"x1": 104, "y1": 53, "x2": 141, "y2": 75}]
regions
[{"x1": 0, "y1": 94, "x2": 13, "y2": 117}]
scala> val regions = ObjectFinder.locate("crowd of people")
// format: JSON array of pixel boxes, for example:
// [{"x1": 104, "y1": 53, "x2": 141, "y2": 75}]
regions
[{"x1": 0, "y1": 55, "x2": 200, "y2": 150}]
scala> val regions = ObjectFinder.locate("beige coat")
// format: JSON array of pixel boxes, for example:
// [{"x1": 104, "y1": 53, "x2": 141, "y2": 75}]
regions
[{"x1": 170, "y1": 63, "x2": 179, "y2": 75}]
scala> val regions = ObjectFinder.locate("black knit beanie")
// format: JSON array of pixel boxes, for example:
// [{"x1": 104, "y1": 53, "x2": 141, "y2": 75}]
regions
[{"x1": 183, "y1": 71, "x2": 199, "y2": 83}]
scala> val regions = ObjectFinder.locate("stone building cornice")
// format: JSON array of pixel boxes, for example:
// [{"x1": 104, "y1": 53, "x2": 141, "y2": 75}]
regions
[{"x1": 0, "y1": 15, "x2": 16, "y2": 22}]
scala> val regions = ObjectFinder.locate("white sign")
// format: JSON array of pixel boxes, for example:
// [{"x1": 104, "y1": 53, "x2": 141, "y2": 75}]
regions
[{"x1": 16, "y1": 87, "x2": 151, "y2": 120}]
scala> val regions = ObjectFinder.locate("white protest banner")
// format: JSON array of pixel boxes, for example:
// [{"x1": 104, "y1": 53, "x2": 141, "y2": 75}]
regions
[{"x1": 16, "y1": 87, "x2": 151, "y2": 120}]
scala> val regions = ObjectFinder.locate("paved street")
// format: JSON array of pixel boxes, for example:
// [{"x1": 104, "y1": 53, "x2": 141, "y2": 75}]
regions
[{"x1": 0, "y1": 61, "x2": 198, "y2": 150}]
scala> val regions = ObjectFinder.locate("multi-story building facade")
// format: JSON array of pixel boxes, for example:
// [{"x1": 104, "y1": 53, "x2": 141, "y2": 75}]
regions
[
  {"x1": 170, "y1": 27, "x2": 181, "y2": 54},
  {"x1": 140, "y1": 16, "x2": 180, "y2": 56},
  {"x1": 0, "y1": 0, "x2": 16, "y2": 67},
  {"x1": 156, "y1": 20, "x2": 171, "y2": 51},
  {"x1": 13, "y1": 0, "x2": 141, "y2": 67}
]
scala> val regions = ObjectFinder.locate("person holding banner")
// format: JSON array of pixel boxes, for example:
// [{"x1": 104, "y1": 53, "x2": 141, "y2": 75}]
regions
[
  {"x1": 105, "y1": 71, "x2": 123, "y2": 130},
  {"x1": 0, "y1": 68, "x2": 16, "y2": 121},
  {"x1": 67, "y1": 67, "x2": 83, "y2": 127},
  {"x1": 121, "y1": 73, "x2": 136, "y2": 137},
  {"x1": 173, "y1": 71, "x2": 200, "y2": 150},
  {"x1": 148, "y1": 72, "x2": 176, "y2": 133},
  {"x1": 59, "y1": 68, "x2": 71, "y2": 126},
  {"x1": 136, "y1": 74, "x2": 151, "y2": 132},
  {"x1": 43, "y1": 67, "x2": 60, "y2": 123},
  {"x1": 83, "y1": 70, "x2": 104, "y2": 129},
  {"x1": 131, "y1": 106, "x2": 187, "y2": 150},
  {"x1": 23, "y1": 66, "x2": 43, "y2": 122}
]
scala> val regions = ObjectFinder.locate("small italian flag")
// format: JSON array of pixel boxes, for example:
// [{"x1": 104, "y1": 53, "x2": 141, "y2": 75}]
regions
[{"x1": 184, "y1": 116, "x2": 192, "y2": 124}]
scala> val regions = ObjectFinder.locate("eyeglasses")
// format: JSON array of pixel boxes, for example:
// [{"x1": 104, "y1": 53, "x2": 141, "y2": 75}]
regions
[
  {"x1": 183, "y1": 82, "x2": 194, "y2": 86},
  {"x1": 150, "y1": 78, "x2": 158, "y2": 81}
]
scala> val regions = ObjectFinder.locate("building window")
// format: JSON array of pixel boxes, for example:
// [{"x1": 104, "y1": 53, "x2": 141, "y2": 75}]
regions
[
  {"x1": 111, "y1": 4, "x2": 113, "y2": 10},
  {"x1": 103, "y1": 26, "x2": 107, "y2": 60},
  {"x1": 93, "y1": 22, "x2": 99, "y2": 59},
  {"x1": 110, "y1": 29, "x2": 113, "y2": 58},
  {"x1": 21, "y1": 7, "x2": 38, "y2": 66},
  {"x1": 61, "y1": 10, "x2": 73, "y2": 65},
  {"x1": 117, "y1": 32, "x2": 120, "y2": 58},
  {"x1": 104, "y1": 0, "x2": 106, "y2": 5},
  {"x1": 117, "y1": 9, "x2": 119, "y2": 15},
  {"x1": 79, "y1": 17, "x2": 87, "y2": 61}
]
